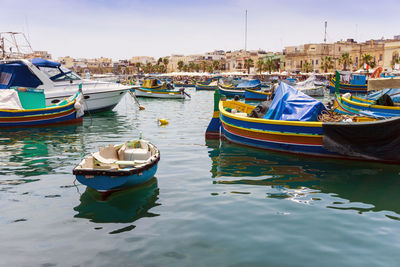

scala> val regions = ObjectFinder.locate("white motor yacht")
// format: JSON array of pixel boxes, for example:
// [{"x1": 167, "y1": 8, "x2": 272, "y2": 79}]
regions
[{"x1": 0, "y1": 58, "x2": 133, "y2": 113}]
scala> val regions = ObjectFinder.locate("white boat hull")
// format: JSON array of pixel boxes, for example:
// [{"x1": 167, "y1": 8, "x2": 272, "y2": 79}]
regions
[
  {"x1": 42, "y1": 81, "x2": 131, "y2": 112},
  {"x1": 134, "y1": 88, "x2": 185, "y2": 99}
]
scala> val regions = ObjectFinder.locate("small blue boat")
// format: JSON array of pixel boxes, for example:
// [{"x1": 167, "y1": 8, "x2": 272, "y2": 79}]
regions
[
  {"x1": 244, "y1": 88, "x2": 271, "y2": 101},
  {"x1": 73, "y1": 139, "x2": 160, "y2": 192},
  {"x1": 219, "y1": 79, "x2": 261, "y2": 98}
]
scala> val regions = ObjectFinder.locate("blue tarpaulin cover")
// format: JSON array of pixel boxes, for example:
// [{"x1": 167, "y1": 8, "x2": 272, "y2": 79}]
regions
[
  {"x1": 31, "y1": 58, "x2": 61, "y2": 68},
  {"x1": 367, "y1": 88, "x2": 400, "y2": 103},
  {"x1": 0, "y1": 62, "x2": 42, "y2": 89},
  {"x1": 237, "y1": 79, "x2": 260, "y2": 89},
  {"x1": 263, "y1": 82, "x2": 326, "y2": 121}
]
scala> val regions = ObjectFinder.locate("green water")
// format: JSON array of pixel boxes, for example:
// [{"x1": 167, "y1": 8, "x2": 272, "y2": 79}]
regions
[{"x1": 1, "y1": 89, "x2": 400, "y2": 266}]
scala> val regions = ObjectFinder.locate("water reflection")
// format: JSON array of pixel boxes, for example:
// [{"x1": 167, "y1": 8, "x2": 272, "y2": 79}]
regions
[
  {"x1": 0, "y1": 125, "x2": 83, "y2": 177},
  {"x1": 206, "y1": 139, "x2": 400, "y2": 217},
  {"x1": 74, "y1": 178, "x2": 160, "y2": 224}
]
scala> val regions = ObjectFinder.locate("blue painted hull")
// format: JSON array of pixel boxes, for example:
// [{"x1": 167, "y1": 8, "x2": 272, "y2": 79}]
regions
[
  {"x1": 219, "y1": 87, "x2": 245, "y2": 98},
  {"x1": 244, "y1": 89, "x2": 269, "y2": 101},
  {"x1": 75, "y1": 164, "x2": 158, "y2": 192}
]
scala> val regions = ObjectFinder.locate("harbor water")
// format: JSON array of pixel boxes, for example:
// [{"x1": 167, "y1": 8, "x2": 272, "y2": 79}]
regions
[{"x1": 1, "y1": 88, "x2": 400, "y2": 266}]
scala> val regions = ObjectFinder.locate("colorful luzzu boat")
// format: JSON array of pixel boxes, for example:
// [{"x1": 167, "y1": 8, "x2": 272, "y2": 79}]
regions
[
  {"x1": 195, "y1": 80, "x2": 219, "y2": 91},
  {"x1": 134, "y1": 78, "x2": 187, "y2": 99},
  {"x1": 219, "y1": 79, "x2": 261, "y2": 98},
  {"x1": 334, "y1": 93, "x2": 400, "y2": 118},
  {"x1": 328, "y1": 76, "x2": 368, "y2": 94},
  {"x1": 244, "y1": 88, "x2": 271, "y2": 101},
  {"x1": 73, "y1": 139, "x2": 160, "y2": 192},
  {"x1": 0, "y1": 87, "x2": 83, "y2": 127},
  {"x1": 206, "y1": 82, "x2": 400, "y2": 164}
]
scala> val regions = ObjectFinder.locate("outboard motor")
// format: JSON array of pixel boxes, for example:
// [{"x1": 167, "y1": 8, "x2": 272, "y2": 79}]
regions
[{"x1": 249, "y1": 101, "x2": 272, "y2": 118}]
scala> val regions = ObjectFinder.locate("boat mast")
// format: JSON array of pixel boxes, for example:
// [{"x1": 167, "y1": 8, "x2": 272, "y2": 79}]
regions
[
  {"x1": 245, "y1": 10, "x2": 248, "y2": 52},
  {"x1": 324, "y1": 21, "x2": 327, "y2": 43}
]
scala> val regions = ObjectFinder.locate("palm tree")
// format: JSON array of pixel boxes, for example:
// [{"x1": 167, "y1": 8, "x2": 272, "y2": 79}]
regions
[
  {"x1": 339, "y1": 53, "x2": 353, "y2": 71},
  {"x1": 135, "y1": 62, "x2": 141, "y2": 73},
  {"x1": 200, "y1": 61, "x2": 207, "y2": 72},
  {"x1": 157, "y1": 57, "x2": 163, "y2": 65},
  {"x1": 177, "y1": 61, "x2": 184, "y2": 72},
  {"x1": 244, "y1": 58, "x2": 254, "y2": 74},
  {"x1": 264, "y1": 58, "x2": 275, "y2": 73},
  {"x1": 194, "y1": 64, "x2": 200, "y2": 72},
  {"x1": 391, "y1": 57, "x2": 400, "y2": 68},
  {"x1": 302, "y1": 61, "x2": 313, "y2": 73},
  {"x1": 212, "y1": 60, "x2": 221, "y2": 71},
  {"x1": 182, "y1": 64, "x2": 188, "y2": 72},
  {"x1": 163, "y1": 58, "x2": 169, "y2": 72},
  {"x1": 320, "y1": 56, "x2": 334, "y2": 73},
  {"x1": 188, "y1": 62, "x2": 195, "y2": 72},
  {"x1": 361, "y1": 53, "x2": 376, "y2": 68},
  {"x1": 256, "y1": 59, "x2": 264, "y2": 74},
  {"x1": 206, "y1": 65, "x2": 214, "y2": 73}
]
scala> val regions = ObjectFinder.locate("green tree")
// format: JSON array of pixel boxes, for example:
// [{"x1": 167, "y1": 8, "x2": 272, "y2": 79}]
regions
[
  {"x1": 361, "y1": 53, "x2": 376, "y2": 68},
  {"x1": 135, "y1": 62, "x2": 141, "y2": 73},
  {"x1": 182, "y1": 64, "x2": 188, "y2": 72},
  {"x1": 188, "y1": 62, "x2": 195, "y2": 72},
  {"x1": 194, "y1": 64, "x2": 200, "y2": 72},
  {"x1": 391, "y1": 57, "x2": 400, "y2": 68},
  {"x1": 244, "y1": 58, "x2": 254, "y2": 74},
  {"x1": 302, "y1": 61, "x2": 313, "y2": 73},
  {"x1": 163, "y1": 58, "x2": 169, "y2": 72},
  {"x1": 157, "y1": 57, "x2": 163, "y2": 65},
  {"x1": 339, "y1": 53, "x2": 353, "y2": 71},
  {"x1": 320, "y1": 56, "x2": 334, "y2": 73},
  {"x1": 200, "y1": 61, "x2": 207, "y2": 72},
  {"x1": 206, "y1": 64, "x2": 214, "y2": 73},
  {"x1": 212, "y1": 60, "x2": 221, "y2": 71},
  {"x1": 177, "y1": 61, "x2": 184, "y2": 72},
  {"x1": 256, "y1": 59, "x2": 264, "y2": 74}
]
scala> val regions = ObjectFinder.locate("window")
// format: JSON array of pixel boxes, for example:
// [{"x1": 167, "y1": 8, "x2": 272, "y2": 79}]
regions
[
  {"x1": 316, "y1": 59, "x2": 319, "y2": 65},
  {"x1": 312, "y1": 60, "x2": 314, "y2": 66},
  {"x1": 379, "y1": 54, "x2": 383, "y2": 61}
]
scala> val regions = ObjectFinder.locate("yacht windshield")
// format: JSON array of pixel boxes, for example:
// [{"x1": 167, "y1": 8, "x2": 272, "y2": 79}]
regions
[{"x1": 39, "y1": 66, "x2": 81, "y2": 82}]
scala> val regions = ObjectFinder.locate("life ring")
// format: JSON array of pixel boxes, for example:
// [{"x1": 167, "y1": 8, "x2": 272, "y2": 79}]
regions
[{"x1": 371, "y1": 66, "x2": 383, "y2": 78}]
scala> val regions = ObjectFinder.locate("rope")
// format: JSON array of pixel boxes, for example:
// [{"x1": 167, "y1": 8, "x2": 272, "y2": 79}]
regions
[{"x1": 317, "y1": 110, "x2": 355, "y2": 122}]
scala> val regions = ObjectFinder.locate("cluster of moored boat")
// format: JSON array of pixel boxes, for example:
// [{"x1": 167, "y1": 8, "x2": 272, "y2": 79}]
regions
[{"x1": 2, "y1": 57, "x2": 400, "y2": 195}]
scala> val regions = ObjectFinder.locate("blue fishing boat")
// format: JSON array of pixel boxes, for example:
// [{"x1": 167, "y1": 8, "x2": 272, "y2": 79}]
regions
[
  {"x1": 134, "y1": 78, "x2": 188, "y2": 99},
  {"x1": 219, "y1": 79, "x2": 261, "y2": 98},
  {"x1": 206, "y1": 83, "x2": 400, "y2": 164},
  {"x1": 73, "y1": 139, "x2": 160, "y2": 192},
  {"x1": 244, "y1": 88, "x2": 271, "y2": 101},
  {"x1": 328, "y1": 75, "x2": 368, "y2": 94},
  {"x1": 0, "y1": 87, "x2": 83, "y2": 127}
]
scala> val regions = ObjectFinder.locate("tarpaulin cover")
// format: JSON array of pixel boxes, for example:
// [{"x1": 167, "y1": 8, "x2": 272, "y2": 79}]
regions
[
  {"x1": 237, "y1": 79, "x2": 260, "y2": 89},
  {"x1": 263, "y1": 82, "x2": 326, "y2": 121},
  {"x1": 367, "y1": 88, "x2": 400, "y2": 103},
  {"x1": 0, "y1": 89, "x2": 23, "y2": 110},
  {"x1": 31, "y1": 58, "x2": 61, "y2": 68},
  {"x1": 322, "y1": 117, "x2": 400, "y2": 162},
  {"x1": 0, "y1": 62, "x2": 42, "y2": 89}
]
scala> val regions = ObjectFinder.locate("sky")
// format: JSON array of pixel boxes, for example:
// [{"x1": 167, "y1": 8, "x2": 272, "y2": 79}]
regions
[{"x1": 1, "y1": 0, "x2": 400, "y2": 60}]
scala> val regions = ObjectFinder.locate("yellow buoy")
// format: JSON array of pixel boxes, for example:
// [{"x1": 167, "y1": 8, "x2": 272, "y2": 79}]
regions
[{"x1": 158, "y1": 119, "x2": 169, "y2": 125}]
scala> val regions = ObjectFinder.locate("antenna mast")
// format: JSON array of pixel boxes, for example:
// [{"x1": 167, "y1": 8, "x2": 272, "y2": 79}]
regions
[
  {"x1": 324, "y1": 21, "x2": 327, "y2": 43},
  {"x1": 245, "y1": 10, "x2": 248, "y2": 52}
]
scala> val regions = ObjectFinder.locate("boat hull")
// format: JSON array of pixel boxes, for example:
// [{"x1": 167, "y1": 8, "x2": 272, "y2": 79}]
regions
[
  {"x1": 219, "y1": 87, "x2": 245, "y2": 98},
  {"x1": 75, "y1": 164, "x2": 158, "y2": 192},
  {"x1": 328, "y1": 78, "x2": 368, "y2": 94},
  {"x1": 298, "y1": 86, "x2": 325, "y2": 97},
  {"x1": 0, "y1": 96, "x2": 82, "y2": 127},
  {"x1": 134, "y1": 88, "x2": 185, "y2": 99},
  {"x1": 208, "y1": 99, "x2": 400, "y2": 164},
  {"x1": 195, "y1": 84, "x2": 218, "y2": 90},
  {"x1": 46, "y1": 88, "x2": 128, "y2": 113},
  {"x1": 245, "y1": 88, "x2": 270, "y2": 101}
]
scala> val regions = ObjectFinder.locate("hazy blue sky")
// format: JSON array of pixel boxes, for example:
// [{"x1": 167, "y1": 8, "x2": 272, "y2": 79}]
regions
[{"x1": 1, "y1": 0, "x2": 400, "y2": 59}]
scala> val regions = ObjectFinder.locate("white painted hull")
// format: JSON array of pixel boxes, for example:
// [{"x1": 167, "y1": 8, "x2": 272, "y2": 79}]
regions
[
  {"x1": 298, "y1": 86, "x2": 325, "y2": 97},
  {"x1": 134, "y1": 88, "x2": 185, "y2": 99},
  {"x1": 41, "y1": 81, "x2": 131, "y2": 112}
]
